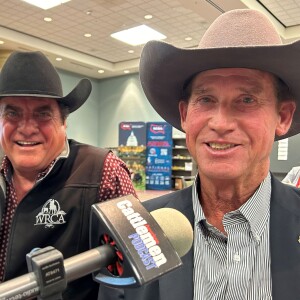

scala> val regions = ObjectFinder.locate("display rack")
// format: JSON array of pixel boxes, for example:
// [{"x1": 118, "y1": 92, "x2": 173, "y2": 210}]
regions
[{"x1": 172, "y1": 137, "x2": 197, "y2": 189}]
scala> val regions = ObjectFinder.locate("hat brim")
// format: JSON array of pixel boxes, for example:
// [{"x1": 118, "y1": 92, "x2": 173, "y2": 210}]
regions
[
  {"x1": 140, "y1": 40, "x2": 300, "y2": 140},
  {"x1": 0, "y1": 78, "x2": 92, "y2": 113},
  {"x1": 59, "y1": 78, "x2": 92, "y2": 113}
]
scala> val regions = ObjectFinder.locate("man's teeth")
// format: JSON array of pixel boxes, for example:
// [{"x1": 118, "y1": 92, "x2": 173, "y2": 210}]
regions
[
  {"x1": 17, "y1": 141, "x2": 38, "y2": 146},
  {"x1": 209, "y1": 143, "x2": 235, "y2": 150}
]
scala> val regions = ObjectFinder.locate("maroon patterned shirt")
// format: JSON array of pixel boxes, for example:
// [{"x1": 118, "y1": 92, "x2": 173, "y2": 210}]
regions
[{"x1": 0, "y1": 151, "x2": 136, "y2": 281}]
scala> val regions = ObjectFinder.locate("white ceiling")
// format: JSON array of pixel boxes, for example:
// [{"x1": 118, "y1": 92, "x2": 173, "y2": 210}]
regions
[{"x1": 0, "y1": 0, "x2": 300, "y2": 79}]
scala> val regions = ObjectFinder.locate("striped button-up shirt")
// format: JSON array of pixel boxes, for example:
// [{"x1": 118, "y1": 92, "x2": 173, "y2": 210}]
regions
[{"x1": 193, "y1": 173, "x2": 272, "y2": 299}]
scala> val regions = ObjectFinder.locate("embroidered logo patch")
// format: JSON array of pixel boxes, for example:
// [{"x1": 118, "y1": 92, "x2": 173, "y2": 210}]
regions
[{"x1": 35, "y1": 199, "x2": 66, "y2": 228}]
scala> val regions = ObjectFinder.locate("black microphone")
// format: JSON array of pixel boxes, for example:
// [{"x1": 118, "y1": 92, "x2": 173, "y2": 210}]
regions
[{"x1": 0, "y1": 195, "x2": 193, "y2": 300}]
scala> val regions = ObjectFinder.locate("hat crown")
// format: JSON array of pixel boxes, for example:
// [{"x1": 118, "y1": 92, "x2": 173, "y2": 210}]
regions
[
  {"x1": 0, "y1": 51, "x2": 63, "y2": 97},
  {"x1": 199, "y1": 9, "x2": 282, "y2": 49}
]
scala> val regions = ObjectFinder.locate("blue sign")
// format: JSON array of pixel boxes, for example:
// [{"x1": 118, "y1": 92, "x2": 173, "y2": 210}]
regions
[{"x1": 146, "y1": 122, "x2": 173, "y2": 190}]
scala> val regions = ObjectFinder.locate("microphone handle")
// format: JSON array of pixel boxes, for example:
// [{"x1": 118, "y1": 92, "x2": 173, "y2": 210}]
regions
[
  {"x1": 65, "y1": 244, "x2": 115, "y2": 282},
  {"x1": 0, "y1": 244, "x2": 115, "y2": 300}
]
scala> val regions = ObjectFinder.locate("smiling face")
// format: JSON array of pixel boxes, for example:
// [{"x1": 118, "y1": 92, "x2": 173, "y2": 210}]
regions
[
  {"x1": 0, "y1": 96, "x2": 67, "y2": 176},
  {"x1": 179, "y1": 68, "x2": 296, "y2": 184}
]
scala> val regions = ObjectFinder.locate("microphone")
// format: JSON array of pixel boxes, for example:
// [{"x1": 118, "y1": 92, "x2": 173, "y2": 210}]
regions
[
  {"x1": 90, "y1": 194, "x2": 193, "y2": 287},
  {"x1": 150, "y1": 208, "x2": 193, "y2": 258},
  {"x1": 0, "y1": 195, "x2": 193, "y2": 299}
]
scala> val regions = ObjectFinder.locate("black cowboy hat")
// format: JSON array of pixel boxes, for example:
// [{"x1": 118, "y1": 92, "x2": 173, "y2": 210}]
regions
[
  {"x1": 139, "y1": 9, "x2": 300, "y2": 140},
  {"x1": 0, "y1": 51, "x2": 91, "y2": 113}
]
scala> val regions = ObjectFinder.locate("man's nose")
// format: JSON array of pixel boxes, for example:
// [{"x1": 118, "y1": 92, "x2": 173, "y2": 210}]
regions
[
  {"x1": 208, "y1": 105, "x2": 237, "y2": 134},
  {"x1": 17, "y1": 115, "x2": 39, "y2": 133}
]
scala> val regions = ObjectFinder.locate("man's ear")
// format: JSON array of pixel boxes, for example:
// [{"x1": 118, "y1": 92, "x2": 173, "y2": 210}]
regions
[
  {"x1": 179, "y1": 100, "x2": 188, "y2": 132},
  {"x1": 275, "y1": 100, "x2": 296, "y2": 136}
]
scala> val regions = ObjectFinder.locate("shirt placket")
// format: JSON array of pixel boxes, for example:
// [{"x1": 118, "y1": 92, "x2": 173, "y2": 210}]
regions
[{"x1": 224, "y1": 217, "x2": 255, "y2": 300}]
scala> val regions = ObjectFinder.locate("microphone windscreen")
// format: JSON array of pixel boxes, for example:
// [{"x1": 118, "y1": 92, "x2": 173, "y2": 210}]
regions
[{"x1": 150, "y1": 208, "x2": 193, "y2": 257}]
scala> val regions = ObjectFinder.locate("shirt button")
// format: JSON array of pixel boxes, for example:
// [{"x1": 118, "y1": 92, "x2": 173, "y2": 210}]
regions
[
  {"x1": 233, "y1": 253, "x2": 240, "y2": 262},
  {"x1": 254, "y1": 232, "x2": 260, "y2": 242}
]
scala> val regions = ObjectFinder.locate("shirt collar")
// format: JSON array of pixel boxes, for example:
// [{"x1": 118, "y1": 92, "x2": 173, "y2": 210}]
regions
[
  {"x1": 238, "y1": 173, "x2": 271, "y2": 239},
  {"x1": 192, "y1": 173, "x2": 271, "y2": 240}
]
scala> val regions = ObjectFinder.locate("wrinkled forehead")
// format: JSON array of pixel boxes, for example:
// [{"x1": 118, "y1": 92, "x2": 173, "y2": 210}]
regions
[
  {"x1": 191, "y1": 68, "x2": 276, "y2": 86},
  {"x1": 182, "y1": 68, "x2": 280, "y2": 99},
  {"x1": 0, "y1": 96, "x2": 59, "y2": 109}
]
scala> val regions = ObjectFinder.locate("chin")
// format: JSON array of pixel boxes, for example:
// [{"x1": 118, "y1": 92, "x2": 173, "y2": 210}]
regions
[
  {"x1": 201, "y1": 168, "x2": 243, "y2": 181},
  {"x1": 16, "y1": 161, "x2": 42, "y2": 169}
]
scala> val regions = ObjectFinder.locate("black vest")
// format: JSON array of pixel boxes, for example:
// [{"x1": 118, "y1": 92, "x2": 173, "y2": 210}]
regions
[{"x1": 2, "y1": 139, "x2": 109, "y2": 299}]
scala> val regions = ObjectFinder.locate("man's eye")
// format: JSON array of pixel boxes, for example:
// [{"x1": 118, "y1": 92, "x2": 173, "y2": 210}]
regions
[
  {"x1": 3, "y1": 111, "x2": 21, "y2": 120},
  {"x1": 201, "y1": 97, "x2": 211, "y2": 102},
  {"x1": 34, "y1": 112, "x2": 52, "y2": 121},
  {"x1": 198, "y1": 97, "x2": 214, "y2": 104},
  {"x1": 242, "y1": 96, "x2": 255, "y2": 104},
  {"x1": 190, "y1": 95, "x2": 215, "y2": 109}
]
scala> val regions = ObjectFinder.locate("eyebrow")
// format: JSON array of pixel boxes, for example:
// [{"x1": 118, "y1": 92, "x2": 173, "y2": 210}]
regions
[
  {"x1": 237, "y1": 83, "x2": 264, "y2": 95},
  {"x1": 2, "y1": 104, "x2": 22, "y2": 112},
  {"x1": 192, "y1": 79, "x2": 264, "y2": 95},
  {"x1": 34, "y1": 105, "x2": 54, "y2": 112},
  {"x1": 3, "y1": 104, "x2": 53, "y2": 112},
  {"x1": 192, "y1": 85, "x2": 212, "y2": 95}
]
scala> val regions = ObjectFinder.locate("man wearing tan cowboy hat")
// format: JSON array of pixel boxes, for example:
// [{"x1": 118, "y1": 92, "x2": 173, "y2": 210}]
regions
[
  {"x1": 0, "y1": 51, "x2": 136, "y2": 299},
  {"x1": 99, "y1": 8, "x2": 300, "y2": 300}
]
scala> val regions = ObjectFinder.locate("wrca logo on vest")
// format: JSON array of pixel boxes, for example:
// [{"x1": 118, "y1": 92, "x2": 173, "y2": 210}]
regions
[{"x1": 35, "y1": 199, "x2": 66, "y2": 228}]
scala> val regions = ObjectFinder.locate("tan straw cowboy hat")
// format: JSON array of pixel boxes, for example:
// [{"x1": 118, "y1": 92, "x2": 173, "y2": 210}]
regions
[
  {"x1": 0, "y1": 51, "x2": 92, "y2": 113},
  {"x1": 139, "y1": 9, "x2": 300, "y2": 140}
]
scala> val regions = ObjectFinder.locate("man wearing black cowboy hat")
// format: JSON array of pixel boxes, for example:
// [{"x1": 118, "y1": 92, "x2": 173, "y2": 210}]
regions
[
  {"x1": 99, "y1": 8, "x2": 300, "y2": 300},
  {"x1": 0, "y1": 51, "x2": 136, "y2": 299}
]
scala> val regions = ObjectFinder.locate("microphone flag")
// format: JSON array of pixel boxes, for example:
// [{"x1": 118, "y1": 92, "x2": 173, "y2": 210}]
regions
[{"x1": 90, "y1": 194, "x2": 182, "y2": 287}]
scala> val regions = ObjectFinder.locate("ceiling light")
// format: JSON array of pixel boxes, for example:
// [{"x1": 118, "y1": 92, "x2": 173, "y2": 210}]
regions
[
  {"x1": 128, "y1": 50, "x2": 134, "y2": 54},
  {"x1": 111, "y1": 25, "x2": 166, "y2": 46},
  {"x1": 0, "y1": 41, "x2": 4, "y2": 44},
  {"x1": 44, "y1": 17, "x2": 52, "y2": 22},
  {"x1": 144, "y1": 14, "x2": 153, "y2": 20},
  {"x1": 98, "y1": 69, "x2": 105, "y2": 74},
  {"x1": 56, "y1": 57, "x2": 62, "y2": 61},
  {"x1": 21, "y1": 0, "x2": 71, "y2": 10},
  {"x1": 84, "y1": 33, "x2": 92, "y2": 38},
  {"x1": 124, "y1": 70, "x2": 130, "y2": 74},
  {"x1": 185, "y1": 37, "x2": 192, "y2": 41}
]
